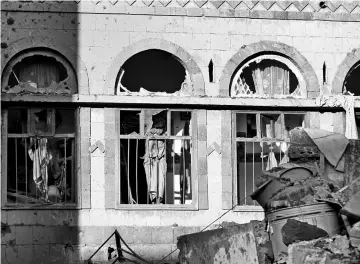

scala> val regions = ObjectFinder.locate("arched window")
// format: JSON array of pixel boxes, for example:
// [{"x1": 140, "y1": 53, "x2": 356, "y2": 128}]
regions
[
  {"x1": 2, "y1": 49, "x2": 78, "y2": 207},
  {"x1": 343, "y1": 62, "x2": 360, "y2": 95},
  {"x1": 230, "y1": 54, "x2": 306, "y2": 98},
  {"x1": 2, "y1": 49, "x2": 77, "y2": 94},
  {"x1": 115, "y1": 49, "x2": 193, "y2": 95}
]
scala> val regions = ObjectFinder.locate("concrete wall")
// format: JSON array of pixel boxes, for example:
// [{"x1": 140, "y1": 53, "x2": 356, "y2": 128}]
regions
[{"x1": 1, "y1": 1, "x2": 360, "y2": 263}]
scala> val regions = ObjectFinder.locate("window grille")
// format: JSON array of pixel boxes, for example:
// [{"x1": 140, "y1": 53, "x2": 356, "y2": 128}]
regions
[
  {"x1": 234, "y1": 111, "x2": 307, "y2": 206},
  {"x1": 5, "y1": 107, "x2": 76, "y2": 206},
  {"x1": 118, "y1": 109, "x2": 194, "y2": 205}
]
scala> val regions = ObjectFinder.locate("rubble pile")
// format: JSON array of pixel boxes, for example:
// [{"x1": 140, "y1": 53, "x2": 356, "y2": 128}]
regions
[{"x1": 251, "y1": 128, "x2": 360, "y2": 264}]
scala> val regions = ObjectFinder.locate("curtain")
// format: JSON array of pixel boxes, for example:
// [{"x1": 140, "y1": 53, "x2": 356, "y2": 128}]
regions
[
  {"x1": 19, "y1": 63, "x2": 60, "y2": 88},
  {"x1": 251, "y1": 61, "x2": 290, "y2": 96}
]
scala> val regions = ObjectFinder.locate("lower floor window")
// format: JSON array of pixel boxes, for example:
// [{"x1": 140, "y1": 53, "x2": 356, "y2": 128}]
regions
[
  {"x1": 5, "y1": 107, "x2": 76, "y2": 205},
  {"x1": 119, "y1": 109, "x2": 193, "y2": 205},
  {"x1": 235, "y1": 111, "x2": 308, "y2": 206}
]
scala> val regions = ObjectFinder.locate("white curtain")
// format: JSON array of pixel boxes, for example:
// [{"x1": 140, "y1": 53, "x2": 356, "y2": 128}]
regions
[
  {"x1": 19, "y1": 63, "x2": 60, "y2": 88},
  {"x1": 252, "y1": 62, "x2": 290, "y2": 96}
]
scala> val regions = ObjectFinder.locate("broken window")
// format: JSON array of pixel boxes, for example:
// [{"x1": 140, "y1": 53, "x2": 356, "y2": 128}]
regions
[
  {"x1": 115, "y1": 49, "x2": 193, "y2": 96},
  {"x1": 235, "y1": 112, "x2": 307, "y2": 206},
  {"x1": 231, "y1": 55, "x2": 306, "y2": 98},
  {"x1": 2, "y1": 50, "x2": 77, "y2": 94},
  {"x1": 5, "y1": 107, "x2": 76, "y2": 206},
  {"x1": 343, "y1": 62, "x2": 360, "y2": 95},
  {"x1": 118, "y1": 108, "x2": 194, "y2": 205}
]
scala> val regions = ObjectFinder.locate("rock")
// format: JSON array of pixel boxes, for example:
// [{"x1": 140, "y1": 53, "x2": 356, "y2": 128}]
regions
[
  {"x1": 328, "y1": 235, "x2": 351, "y2": 257},
  {"x1": 281, "y1": 219, "x2": 328, "y2": 246},
  {"x1": 280, "y1": 167, "x2": 313, "y2": 183},
  {"x1": 289, "y1": 128, "x2": 316, "y2": 146},
  {"x1": 340, "y1": 190, "x2": 360, "y2": 221},
  {"x1": 269, "y1": 200, "x2": 291, "y2": 210},
  {"x1": 301, "y1": 194, "x2": 315, "y2": 204},
  {"x1": 315, "y1": 187, "x2": 333, "y2": 199},
  {"x1": 349, "y1": 221, "x2": 360, "y2": 248},
  {"x1": 287, "y1": 237, "x2": 359, "y2": 264},
  {"x1": 269, "y1": 185, "x2": 314, "y2": 206}
]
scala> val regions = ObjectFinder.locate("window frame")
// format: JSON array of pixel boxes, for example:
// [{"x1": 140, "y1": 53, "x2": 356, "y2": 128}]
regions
[
  {"x1": 1, "y1": 106, "x2": 81, "y2": 209},
  {"x1": 114, "y1": 107, "x2": 200, "y2": 211},
  {"x1": 232, "y1": 110, "x2": 310, "y2": 212}
]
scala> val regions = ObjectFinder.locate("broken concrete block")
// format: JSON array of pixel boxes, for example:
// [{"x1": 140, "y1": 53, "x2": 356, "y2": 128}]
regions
[
  {"x1": 287, "y1": 236, "x2": 359, "y2": 264},
  {"x1": 315, "y1": 187, "x2": 333, "y2": 199},
  {"x1": 340, "y1": 190, "x2": 360, "y2": 221},
  {"x1": 349, "y1": 221, "x2": 360, "y2": 248},
  {"x1": 281, "y1": 219, "x2": 328, "y2": 246},
  {"x1": 269, "y1": 185, "x2": 314, "y2": 206},
  {"x1": 329, "y1": 235, "x2": 351, "y2": 257},
  {"x1": 290, "y1": 128, "x2": 316, "y2": 146},
  {"x1": 177, "y1": 222, "x2": 259, "y2": 264}
]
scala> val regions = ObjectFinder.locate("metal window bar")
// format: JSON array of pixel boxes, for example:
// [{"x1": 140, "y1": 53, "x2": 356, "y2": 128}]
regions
[
  {"x1": 244, "y1": 140, "x2": 247, "y2": 205},
  {"x1": 25, "y1": 138, "x2": 28, "y2": 204},
  {"x1": 15, "y1": 138, "x2": 18, "y2": 204},
  {"x1": 252, "y1": 141, "x2": 255, "y2": 206},
  {"x1": 127, "y1": 139, "x2": 131, "y2": 204},
  {"x1": 135, "y1": 139, "x2": 138, "y2": 204},
  {"x1": 64, "y1": 138, "x2": 67, "y2": 204},
  {"x1": 164, "y1": 139, "x2": 167, "y2": 204}
]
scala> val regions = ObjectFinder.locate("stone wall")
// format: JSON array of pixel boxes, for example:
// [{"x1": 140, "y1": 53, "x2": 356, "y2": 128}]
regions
[{"x1": 1, "y1": 1, "x2": 360, "y2": 263}]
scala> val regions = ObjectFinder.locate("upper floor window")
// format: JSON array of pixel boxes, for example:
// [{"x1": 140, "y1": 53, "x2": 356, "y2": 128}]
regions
[
  {"x1": 231, "y1": 54, "x2": 306, "y2": 98},
  {"x1": 343, "y1": 62, "x2": 360, "y2": 95},
  {"x1": 117, "y1": 108, "x2": 195, "y2": 206},
  {"x1": 2, "y1": 49, "x2": 77, "y2": 94},
  {"x1": 115, "y1": 49, "x2": 193, "y2": 96}
]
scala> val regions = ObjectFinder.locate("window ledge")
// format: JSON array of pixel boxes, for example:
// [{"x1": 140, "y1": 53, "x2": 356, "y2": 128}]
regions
[
  {"x1": 233, "y1": 205, "x2": 264, "y2": 212},
  {"x1": 116, "y1": 204, "x2": 198, "y2": 211},
  {"x1": 2, "y1": 203, "x2": 79, "y2": 210}
]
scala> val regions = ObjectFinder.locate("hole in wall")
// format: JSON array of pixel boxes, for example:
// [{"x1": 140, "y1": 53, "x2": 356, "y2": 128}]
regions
[{"x1": 116, "y1": 49, "x2": 186, "y2": 93}]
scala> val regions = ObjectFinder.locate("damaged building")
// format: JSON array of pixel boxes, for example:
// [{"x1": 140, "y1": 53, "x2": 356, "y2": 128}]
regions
[{"x1": 1, "y1": 1, "x2": 360, "y2": 263}]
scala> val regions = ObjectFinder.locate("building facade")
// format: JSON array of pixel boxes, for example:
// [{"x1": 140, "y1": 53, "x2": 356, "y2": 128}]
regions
[{"x1": 1, "y1": 1, "x2": 360, "y2": 263}]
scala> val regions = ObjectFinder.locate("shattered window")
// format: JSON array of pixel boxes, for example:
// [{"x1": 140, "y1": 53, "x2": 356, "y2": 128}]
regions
[
  {"x1": 6, "y1": 107, "x2": 76, "y2": 206},
  {"x1": 231, "y1": 55, "x2": 306, "y2": 98},
  {"x1": 343, "y1": 62, "x2": 360, "y2": 95},
  {"x1": 2, "y1": 51, "x2": 77, "y2": 94},
  {"x1": 235, "y1": 112, "x2": 306, "y2": 206},
  {"x1": 115, "y1": 49, "x2": 193, "y2": 96},
  {"x1": 118, "y1": 109, "x2": 193, "y2": 205}
]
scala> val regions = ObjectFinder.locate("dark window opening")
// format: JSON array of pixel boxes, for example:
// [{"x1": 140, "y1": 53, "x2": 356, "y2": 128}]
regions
[
  {"x1": 6, "y1": 107, "x2": 76, "y2": 205},
  {"x1": 8, "y1": 55, "x2": 68, "y2": 89},
  {"x1": 344, "y1": 63, "x2": 360, "y2": 95},
  {"x1": 115, "y1": 49, "x2": 186, "y2": 94},
  {"x1": 208, "y1": 59, "x2": 214, "y2": 83}
]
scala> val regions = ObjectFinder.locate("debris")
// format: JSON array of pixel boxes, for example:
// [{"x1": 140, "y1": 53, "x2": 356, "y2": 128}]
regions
[
  {"x1": 281, "y1": 219, "x2": 328, "y2": 246},
  {"x1": 340, "y1": 191, "x2": 360, "y2": 221}
]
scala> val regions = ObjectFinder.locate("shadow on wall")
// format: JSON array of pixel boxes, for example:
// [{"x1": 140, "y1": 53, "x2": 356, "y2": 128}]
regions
[{"x1": 1, "y1": 1, "x2": 85, "y2": 263}]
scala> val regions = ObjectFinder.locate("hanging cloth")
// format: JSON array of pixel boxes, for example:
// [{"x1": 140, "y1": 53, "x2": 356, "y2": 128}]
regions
[{"x1": 266, "y1": 146, "x2": 278, "y2": 170}]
